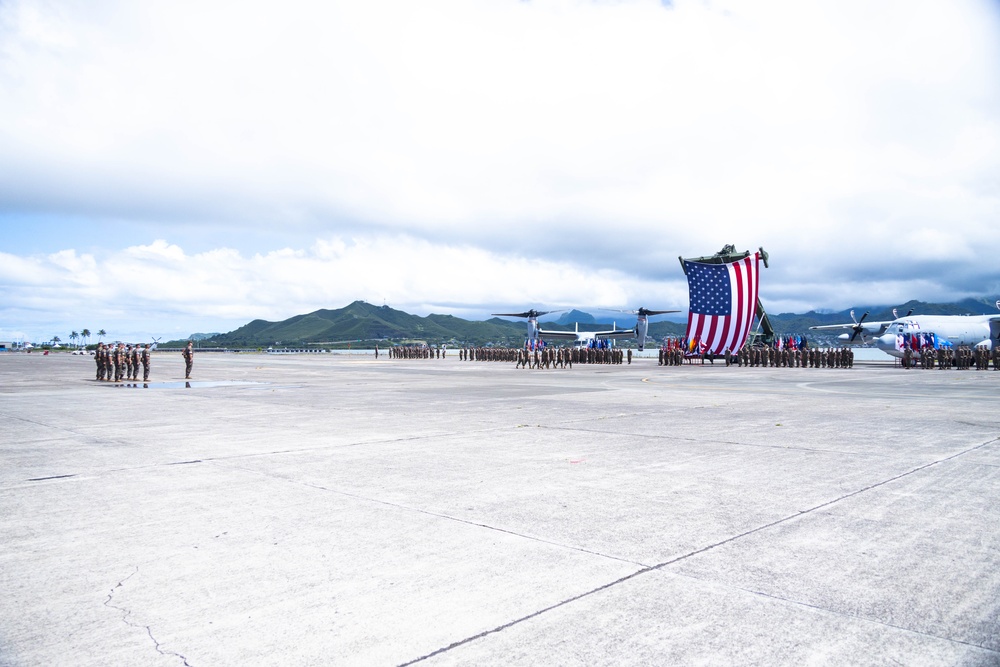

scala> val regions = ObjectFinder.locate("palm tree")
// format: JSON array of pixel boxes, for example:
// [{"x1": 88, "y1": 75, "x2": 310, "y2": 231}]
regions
[
  {"x1": 52, "y1": 335, "x2": 61, "y2": 347},
  {"x1": 81, "y1": 329, "x2": 91, "y2": 348},
  {"x1": 70, "y1": 331, "x2": 78, "y2": 348},
  {"x1": 97, "y1": 329, "x2": 106, "y2": 343}
]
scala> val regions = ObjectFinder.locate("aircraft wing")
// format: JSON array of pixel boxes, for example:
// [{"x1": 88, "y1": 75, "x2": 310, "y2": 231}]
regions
[
  {"x1": 566, "y1": 327, "x2": 637, "y2": 340},
  {"x1": 808, "y1": 321, "x2": 891, "y2": 332},
  {"x1": 537, "y1": 327, "x2": 636, "y2": 341},
  {"x1": 536, "y1": 328, "x2": 582, "y2": 341},
  {"x1": 595, "y1": 328, "x2": 639, "y2": 340}
]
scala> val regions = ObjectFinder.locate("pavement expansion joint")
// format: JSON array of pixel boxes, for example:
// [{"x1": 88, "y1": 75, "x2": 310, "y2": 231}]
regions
[
  {"x1": 285, "y1": 477, "x2": 650, "y2": 568},
  {"x1": 103, "y1": 566, "x2": 193, "y2": 667},
  {"x1": 27, "y1": 473, "x2": 77, "y2": 482},
  {"x1": 398, "y1": 566, "x2": 654, "y2": 666},
  {"x1": 693, "y1": 576, "x2": 1000, "y2": 655},
  {"x1": 538, "y1": 422, "x2": 967, "y2": 459},
  {"x1": 954, "y1": 420, "x2": 1000, "y2": 429},
  {"x1": 650, "y1": 436, "x2": 1000, "y2": 572},
  {"x1": 401, "y1": 435, "x2": 1000, "y2": 665}
]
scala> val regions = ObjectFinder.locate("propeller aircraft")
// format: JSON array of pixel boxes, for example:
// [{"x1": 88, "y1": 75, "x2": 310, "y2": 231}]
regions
[
  {"x1": 810, "y1": 308, "x2": 914, "y2": 344},
  {"x1": 809, "y1": 303, "x2": 1000, "y2": 358},
  {"x1": 492, "y1": 307, "x2": 678, "y2": 351}
]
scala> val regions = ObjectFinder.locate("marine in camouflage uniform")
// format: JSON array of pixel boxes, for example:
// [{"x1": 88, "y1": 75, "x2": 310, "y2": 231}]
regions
[
  {"x1": 130, "y1": 345, "x2": 140, "y2": 380},
  {"x1": 95, "y1": 343, "x2": 104, "y2": 380},
  {"x1": 142, "y1": 344, "x2": 151, "y2": 381},
  {"x1": 182, "y1": 341, "x2": 194, "y2": 379},
  {"x1": 114, "y1": 344, "x2": 125, "y2": 381}
]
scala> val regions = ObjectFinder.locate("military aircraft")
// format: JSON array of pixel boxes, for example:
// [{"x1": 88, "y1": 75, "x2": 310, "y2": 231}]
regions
[
  {"x1": 809, "y1": 303, "x2": 1000, "y2": 358},
  {"x1": 809, "y1": 308, "x2": 912, "y2": 344},
  {"x1": 492, "y1": 307, "x2": 678, "y2": 351}
]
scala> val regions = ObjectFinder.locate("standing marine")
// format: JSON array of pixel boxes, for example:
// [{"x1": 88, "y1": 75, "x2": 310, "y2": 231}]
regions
[
  {"x1": 182, "y1": 341, "x2": 194, "y2": 379},
  {"x1": 95, "y1": 343, "x2": 105, "y2": 380},
  {"x1": 130, "y1": 344, "x2": 140, "y2": 380}
]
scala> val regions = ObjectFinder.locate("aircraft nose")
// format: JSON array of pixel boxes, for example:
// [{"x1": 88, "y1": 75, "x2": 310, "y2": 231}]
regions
[{"x1": 876, "y1": 333, "x2": 896, "y2": 350}]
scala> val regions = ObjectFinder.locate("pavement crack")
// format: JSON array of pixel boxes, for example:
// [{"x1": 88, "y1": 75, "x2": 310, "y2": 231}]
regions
[{"x1": 104, "y1": 566, "x2": 194, "y2": 666}]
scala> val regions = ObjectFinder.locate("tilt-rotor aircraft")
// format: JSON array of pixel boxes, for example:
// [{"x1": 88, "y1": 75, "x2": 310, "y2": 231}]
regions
[
  {"x1": 809, "y1": 303, "x2": 1000, "y2": 358},
  {"x1": 492, "y1": 307, "x2": 678, "y2": 351}
]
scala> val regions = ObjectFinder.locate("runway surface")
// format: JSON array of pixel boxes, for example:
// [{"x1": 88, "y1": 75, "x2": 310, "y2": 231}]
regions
[{"x1": 1, "y1": 352, "x2": 998, "y2": 666}]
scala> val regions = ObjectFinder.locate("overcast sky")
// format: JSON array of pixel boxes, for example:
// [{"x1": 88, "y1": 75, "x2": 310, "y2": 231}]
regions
[{"x1": 2, "y1": 0, "x2": 999, "y2": 343}]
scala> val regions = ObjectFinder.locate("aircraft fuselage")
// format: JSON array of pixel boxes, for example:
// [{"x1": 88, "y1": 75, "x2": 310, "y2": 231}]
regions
[{"x1": 873, "y1": 315, "x2": 996, "y2": 357}]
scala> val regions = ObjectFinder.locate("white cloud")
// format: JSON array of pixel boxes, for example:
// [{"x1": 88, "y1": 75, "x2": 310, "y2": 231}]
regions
[
  {"x1": 0, "y1": 235, "x2": 691, "y2": 340},
  {"x1": 2, "y1": 1, "x2": 997, "y2": 229}
]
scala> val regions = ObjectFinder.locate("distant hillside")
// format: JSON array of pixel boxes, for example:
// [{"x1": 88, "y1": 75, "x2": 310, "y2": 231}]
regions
[
  {"x1": 163, "y1": 297, "x2": 1000, "y2": 348},
  {"x1": 164, "y1": 301, "x2": 527, "y2": 348},
  {"x1": 554, "y1": 309, "x2": 598, "y2": 325}
]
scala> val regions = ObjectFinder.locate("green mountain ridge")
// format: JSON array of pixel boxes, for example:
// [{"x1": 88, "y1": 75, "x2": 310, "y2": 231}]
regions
[{"x1": 162, "y1": 297, "x2": 1000, "y2": 348}]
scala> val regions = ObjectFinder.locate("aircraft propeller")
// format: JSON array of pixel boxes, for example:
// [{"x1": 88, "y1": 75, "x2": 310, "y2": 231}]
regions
[
  {"x1": 606, "y1": 307, "x2": 680, "y2": 351},
  {"x1": 619, "y1": 307, "x2": 680, "y2": 317},
  {"x1": 891, "y1": 308, "x2": 914, "y2": 319},
  {"x1": 491, "y1": 309, "x2": 553, "y2": 319},
  {"x1": 849, "y1": 310, "x2": 870, "y2": 343}
]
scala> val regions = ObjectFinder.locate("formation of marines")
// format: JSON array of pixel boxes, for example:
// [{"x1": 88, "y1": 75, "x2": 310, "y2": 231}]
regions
[
  {"x1": 388, "y1": 338, "x2": 999, "y2": 370},
  {"x1": 655, "y1": 337, "x2": 855, "y2": 369},
  {"x1": 455, "y1": 345, "x2": 627, "y2": 367},
  {"x1": 901, "y1": 344, "x2": 997, "y2": 370},
  {"x1": 732, "y1": 344, "x2": 854, "y2": 368},
  {"x1": 389, "y1": 345, "x2": 447, "y2": 359},
  {"x1": 94, "y1": 342, "x2": 151, "y2": 382},
  {"x1": 459, "y1": 347, "x2": 520, "y2": 362}
]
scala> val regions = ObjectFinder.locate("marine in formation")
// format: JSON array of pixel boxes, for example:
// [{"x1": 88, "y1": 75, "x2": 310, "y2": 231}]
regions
[{"x1": 94, "y1": 342, "x2": 153, "y2": 382}]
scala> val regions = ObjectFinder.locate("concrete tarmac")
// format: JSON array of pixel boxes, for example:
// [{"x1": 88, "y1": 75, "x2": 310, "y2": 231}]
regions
[{"x1": 1, "y1": 352, "x2": 998, "y2": 666}]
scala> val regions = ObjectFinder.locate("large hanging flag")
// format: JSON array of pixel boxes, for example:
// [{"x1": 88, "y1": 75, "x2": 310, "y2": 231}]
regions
[{"x1": 684, "y1": 252, "x2": 761, "y2": 355}]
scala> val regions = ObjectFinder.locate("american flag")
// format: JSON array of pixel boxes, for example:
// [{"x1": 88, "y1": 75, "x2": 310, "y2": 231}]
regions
[{"x1": 684, "y1": 253, "x2": 760, "y2": 355}]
